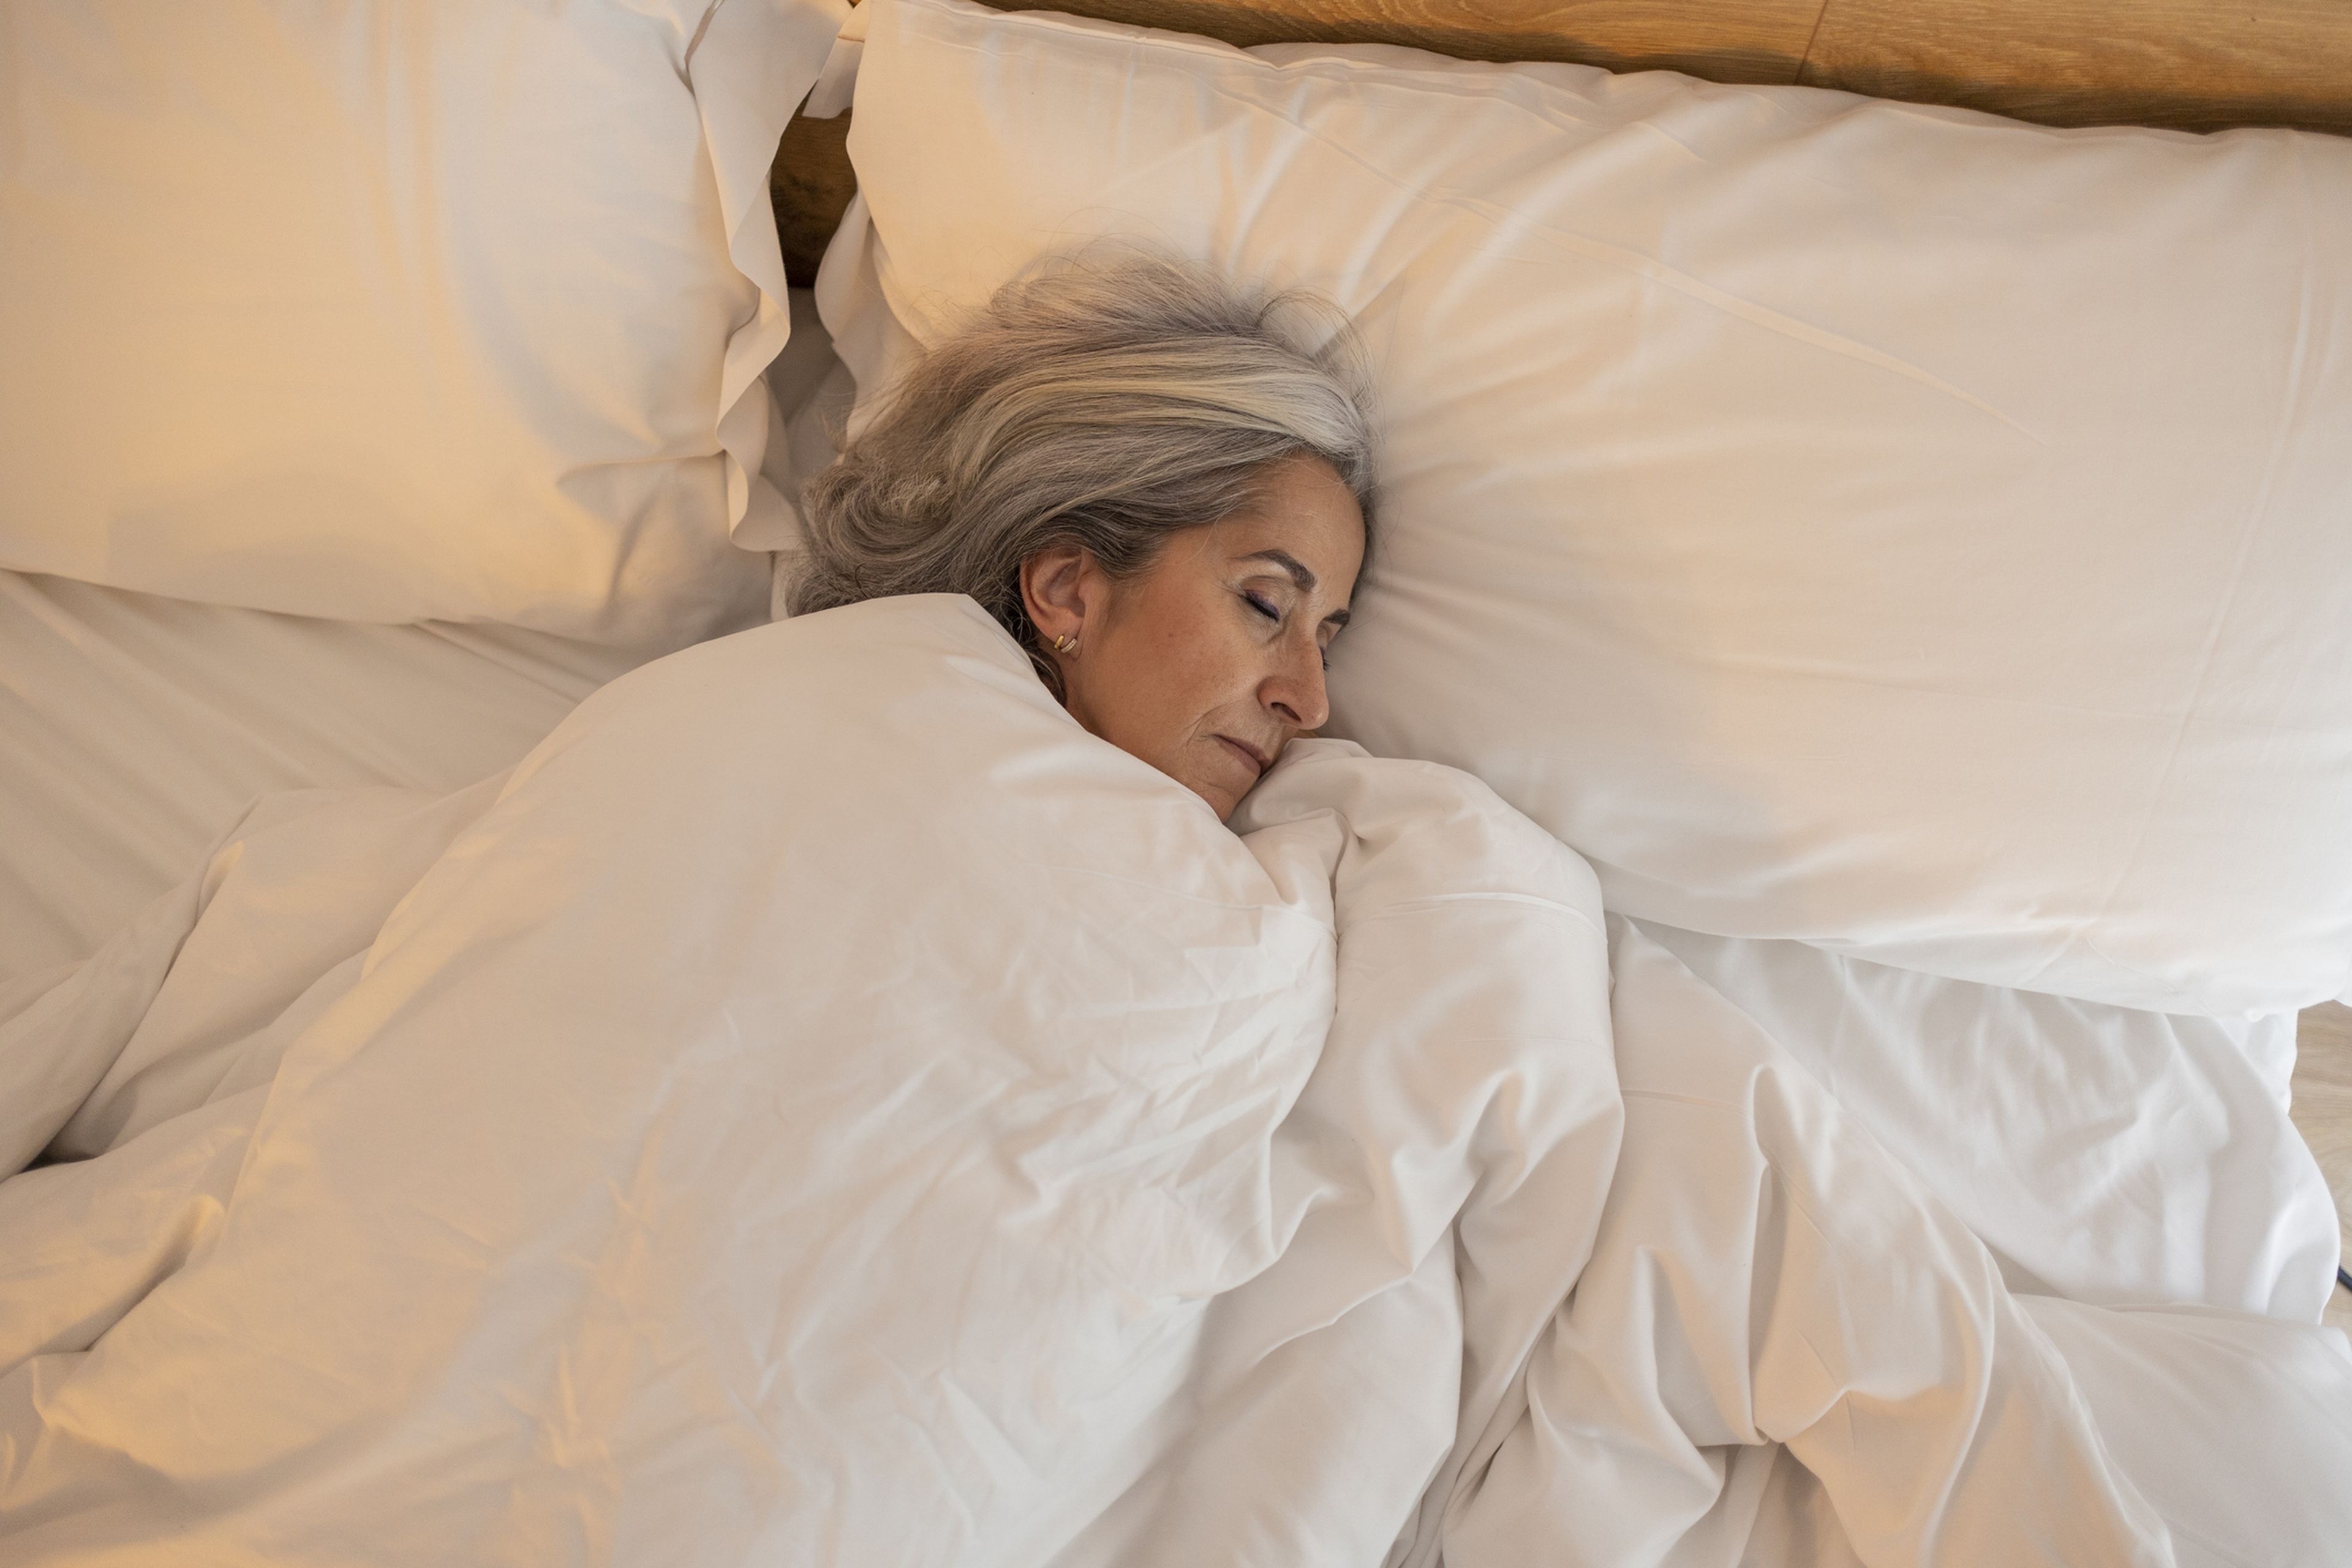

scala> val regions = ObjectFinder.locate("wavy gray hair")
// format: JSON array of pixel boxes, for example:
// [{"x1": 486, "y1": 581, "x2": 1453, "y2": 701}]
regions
[{"x1": 784, "y1": 252, "x2": 1379, "y2": 696}]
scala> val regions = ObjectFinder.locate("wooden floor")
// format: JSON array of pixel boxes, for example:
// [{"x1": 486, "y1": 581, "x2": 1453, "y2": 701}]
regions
[
  {"x1": 772, "y1": 0, "x2": 2352, "y2": 282},
  {"x1": 2294, "y1": 1002, "x2": 2352, "y2": 1334}
]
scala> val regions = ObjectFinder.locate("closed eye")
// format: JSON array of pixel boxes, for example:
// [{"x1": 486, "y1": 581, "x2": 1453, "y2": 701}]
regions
[{"x1": 1245, "y1": 589, "x2": 1331, "y2": 670}]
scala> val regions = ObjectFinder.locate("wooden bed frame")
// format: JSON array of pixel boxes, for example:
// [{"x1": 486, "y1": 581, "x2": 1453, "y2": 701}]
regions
[{"x1": 769, "y1": 0, "x2": 2352, "y2": 284}]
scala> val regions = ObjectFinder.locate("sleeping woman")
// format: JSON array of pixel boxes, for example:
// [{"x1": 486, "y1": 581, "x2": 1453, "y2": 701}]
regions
[{"x1": 783, "y1": 254, "x2": 1375, "y2": 821}]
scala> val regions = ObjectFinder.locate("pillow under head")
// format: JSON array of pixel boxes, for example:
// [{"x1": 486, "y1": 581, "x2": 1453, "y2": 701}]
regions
[{"x1": 820, "y1": 0, "x2": 2352, "y2": 1015}]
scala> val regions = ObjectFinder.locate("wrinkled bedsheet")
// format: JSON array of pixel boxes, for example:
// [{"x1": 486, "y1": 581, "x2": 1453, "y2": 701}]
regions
[{"x1": 2, "y1": 595, "x2": 2347, "y2": 1565}]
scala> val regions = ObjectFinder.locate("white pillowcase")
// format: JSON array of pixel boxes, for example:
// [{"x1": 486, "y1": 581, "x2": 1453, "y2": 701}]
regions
[
  {"x1": 817, "y1": 0, "x2": 2352, "y2": 1015},
  {"x1": 0, "y1": 0, "x2": 843, "y2": 652}
]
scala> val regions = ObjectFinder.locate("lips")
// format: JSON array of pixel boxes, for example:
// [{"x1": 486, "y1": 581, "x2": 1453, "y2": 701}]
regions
[{"x1": 1216, "y1": 735, "x2": 1271, "y2": 777}]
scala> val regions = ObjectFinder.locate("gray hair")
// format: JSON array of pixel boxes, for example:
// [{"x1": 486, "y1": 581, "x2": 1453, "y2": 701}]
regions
[{"x1": 784, "y1": 251, "x2": 1379, "y2": 695}]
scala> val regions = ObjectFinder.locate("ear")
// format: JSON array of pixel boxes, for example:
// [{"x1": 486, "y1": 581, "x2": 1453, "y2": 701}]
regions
[{"x1": 1019, "y1": 545, "x2": 1091, "y2": 647}]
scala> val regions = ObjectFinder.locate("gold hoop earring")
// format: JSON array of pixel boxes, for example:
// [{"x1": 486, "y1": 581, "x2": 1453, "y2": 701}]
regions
[{"x1": 1052, "y1": 633, "x2": 1077, "y2": 655}]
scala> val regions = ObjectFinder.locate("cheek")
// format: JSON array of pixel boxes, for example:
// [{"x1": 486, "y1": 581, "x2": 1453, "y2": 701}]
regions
[
  {"x1": 1096, "y1": 619, "x2": 1250, "y2": 771},
  {"x1": 1150, "y1": 619, "x2": 1259, "y2": 737}
]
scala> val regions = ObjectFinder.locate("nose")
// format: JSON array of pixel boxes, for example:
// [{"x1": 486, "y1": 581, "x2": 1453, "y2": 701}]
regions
[{"x1": 1262, "y1": 637, "x2": 1331, "y2": 734}]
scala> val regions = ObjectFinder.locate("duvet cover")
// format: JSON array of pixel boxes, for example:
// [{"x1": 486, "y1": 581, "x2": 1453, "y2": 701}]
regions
[{"x1": 1, "y1": 595, "x2": 2346, "y2": 1565}]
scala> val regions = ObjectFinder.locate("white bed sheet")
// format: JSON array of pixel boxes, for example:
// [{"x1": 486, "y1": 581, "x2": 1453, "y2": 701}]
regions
[
  {"x1": 0, "y1": 570, "x2": 644, "y2": 989},
  {"x1": 1627, "y1": 921, "x2": 2337, "y2": 1324}
]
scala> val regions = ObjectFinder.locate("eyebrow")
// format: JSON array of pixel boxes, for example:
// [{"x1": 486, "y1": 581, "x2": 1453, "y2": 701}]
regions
[{"x1": 1237, "y1": 549, "x2": 1352, "y2": 628}]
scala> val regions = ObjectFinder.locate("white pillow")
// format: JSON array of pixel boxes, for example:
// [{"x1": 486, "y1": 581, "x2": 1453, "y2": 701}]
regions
[
  {"x1": 0, "y1": 0, "x2": 843, "y2": 652},
  {"x1": 817, "y1": 0, "x2": 2352, "y2": 1015}
]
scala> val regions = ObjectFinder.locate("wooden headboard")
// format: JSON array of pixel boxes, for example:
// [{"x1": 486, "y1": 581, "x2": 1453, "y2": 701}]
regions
[{"x1": 768, "y1": 0, "x2": 2352, "y2": 284}]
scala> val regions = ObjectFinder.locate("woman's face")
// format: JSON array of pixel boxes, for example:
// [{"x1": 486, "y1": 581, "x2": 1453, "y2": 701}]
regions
[{"x1": 1021, "y1": 454, "x2": 1366, "y2": 821}]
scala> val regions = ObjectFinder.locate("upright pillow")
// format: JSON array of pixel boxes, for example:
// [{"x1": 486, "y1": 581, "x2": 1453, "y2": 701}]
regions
[
  {"x1": 0, "y1": 0, "x2": 843, "y2": 652},
  {"x1": 816, "y1": 0, "x2": 2352, "y2": 1015}
]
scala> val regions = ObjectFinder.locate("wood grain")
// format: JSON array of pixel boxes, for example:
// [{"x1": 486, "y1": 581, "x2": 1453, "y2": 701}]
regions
[
  {"x1": 1800, "y1": 0, "x2": 2352, "y2": 135},
  {"x1": 2292, "y1": 1002, "x2": 2352, "y2": 1333},
  {"x1": 956, "y1": 0, "x2": 1825, "y2": 77},
  {"x1": 771, "y1": 111, "x2": 854, "y2": 289}
]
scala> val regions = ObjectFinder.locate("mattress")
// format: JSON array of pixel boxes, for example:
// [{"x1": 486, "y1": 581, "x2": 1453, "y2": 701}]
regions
[{"x1": 0, "y1": 570, "x2": 644, "y2": 989}]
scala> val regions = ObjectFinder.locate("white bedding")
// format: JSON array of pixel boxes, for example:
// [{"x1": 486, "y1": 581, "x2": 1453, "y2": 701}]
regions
[
  {"x1": 0, "y1": 0, "x2": 845, "y2": 647},
  {"x1": 0, "y1": 570, "x2": 644, "y2": 988},
  {"x1": 762, "y1": 217, "x2": 2349, "y2": 1332},
  {"x1": 820, "y1": 0, "x2": 2352, "y2": 1017},
  {"x1": 4, "y1": 595, "x2": 2345, "y2": 1564},
  {"x1": 0, "y1": 276, "x2": 862, "y2": 992},
  {"x1": 1626, "y1": 923, "x2": 2337, "y2": 1322}
]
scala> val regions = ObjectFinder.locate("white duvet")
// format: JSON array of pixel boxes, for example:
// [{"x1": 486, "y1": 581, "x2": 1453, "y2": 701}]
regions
[{"x1": 2, "y1": 595, "x2": 2346, "y2": 1565}]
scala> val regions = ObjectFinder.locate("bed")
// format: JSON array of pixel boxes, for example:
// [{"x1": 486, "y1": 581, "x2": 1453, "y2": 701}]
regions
[{"x1": 3, "y1": 0, "x2": 2350, "y2": 1562}]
